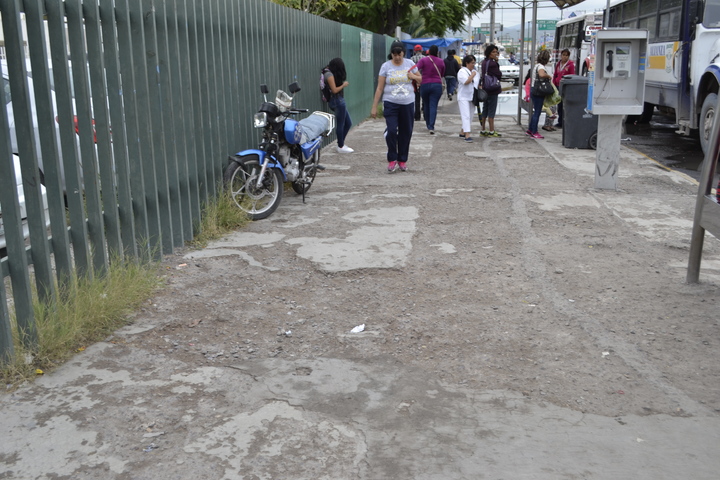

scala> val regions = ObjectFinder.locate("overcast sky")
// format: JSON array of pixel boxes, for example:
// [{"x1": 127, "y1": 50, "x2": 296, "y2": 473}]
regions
[{"x1": 470, "y1": 0, "x2": 611, "y2": 29}]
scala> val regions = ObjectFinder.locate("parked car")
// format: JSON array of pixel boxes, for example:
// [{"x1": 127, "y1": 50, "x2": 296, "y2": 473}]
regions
[
  {"x1": 498, "y1": 58, "x2": 520, "y2": 85},
  {"x1": 0, "y1": 154, "x2": 50, "y2": 255},
  {"x1": 3, "y1": 60, "x2": 94, "y2": 194}
]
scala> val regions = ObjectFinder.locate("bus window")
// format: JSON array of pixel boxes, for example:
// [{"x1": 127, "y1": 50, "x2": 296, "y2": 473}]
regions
[
  {"x1": 704, "y1": 0, "x2": 720, "y2": 27},
  {"x1": 623, "y1": 0, "x2": 639, "y2": 20},
  {"x1": 658, "y1": 11, "x2": 681, "y2": 39},
  {"x1": 639, "y1": 16, "x2": 657, "y2": 41},
  {"x1": 639, "y1": 0, "x2": 657, "y2": 16}
]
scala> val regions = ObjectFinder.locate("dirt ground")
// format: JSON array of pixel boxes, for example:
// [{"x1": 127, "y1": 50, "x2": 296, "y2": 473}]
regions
[
  {"x1": 5, "y1": 111, "x2": 720, "y2": 479},
  {"x1": 130, "y1": 112, "x2": 720, "y2": 422}
]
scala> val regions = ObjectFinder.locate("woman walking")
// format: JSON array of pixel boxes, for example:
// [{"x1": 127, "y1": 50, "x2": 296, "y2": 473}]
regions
[
  {"x1": 479, "y1": 44, "x2": 503, "y2": 137},
  {"x1": 324, "y1": 57, "x2": 354, "y2": 153},
  {"x1": 527, "y1": 50, "x2": 552, "y2": 139},
  {"x1": 456, "y1": 55, "x2": 479, "y2": 143},
  {"x1": 371, "y1": 41, "x2": 422, "y2": 173},
  {"x1": 552, "y1": 48, "x2": 575, "y2": 128},
  {"x1": 415, "y1": 45, "x2": 445, "y2": 134}
]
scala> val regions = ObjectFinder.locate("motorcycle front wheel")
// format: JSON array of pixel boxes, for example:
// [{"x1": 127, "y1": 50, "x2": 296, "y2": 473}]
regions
[
  {"x1": 291, "y1": 150, "x2": 319, "y2": 195},
  {"x1": 224, "y1": 159, "x2": 283, "y2": 220}
]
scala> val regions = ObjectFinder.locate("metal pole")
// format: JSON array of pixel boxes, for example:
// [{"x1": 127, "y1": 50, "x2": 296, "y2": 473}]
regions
[
  {"x1": 490, "y1": 1, "x2": 496, "y2": 44},
  {"x1": 687, "y1": 95, "x2": 720, "y2": 282},
  {"x1": 517, "y1": 5, "x2": 526, "y2": 126},
  {"x1": 605, "y1": 0, "x2": 611, "y2": 28}
]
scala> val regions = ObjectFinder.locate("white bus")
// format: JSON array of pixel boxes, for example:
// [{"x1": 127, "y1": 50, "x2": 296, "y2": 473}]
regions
[
  {"x1": 607, "y1": 0, "x2": 720, "y2": 153},
  {"x1": 553, "y1": 12, "x2": 604, "y2": 75}
]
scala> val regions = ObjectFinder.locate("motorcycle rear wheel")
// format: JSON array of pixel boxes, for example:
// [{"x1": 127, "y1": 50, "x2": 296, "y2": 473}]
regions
[
  {"x1": 224, "y1": 159, "x2": 283, "y2": 220},
  {"x1": 291, "y1": 150, "x2": 319, "y2": 195}
]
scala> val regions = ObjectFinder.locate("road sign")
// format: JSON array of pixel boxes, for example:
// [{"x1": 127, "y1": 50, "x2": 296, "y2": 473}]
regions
[
  {"x1": 479, "y1": 22, "x2": 502, "y2": 34},
  {"x1": 537, "y1": 20, "x2": 557, "y2": 31}
]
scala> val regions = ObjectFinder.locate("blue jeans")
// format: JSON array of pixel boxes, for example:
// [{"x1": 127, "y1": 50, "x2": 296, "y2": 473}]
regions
[
  {"x1": 328, "y1": 95, "x2": 352, "y2": 147},
  {"x1": 383, "y1": 101, "x2": 414, "y2": 163},
  {"x1": 420, "y1": 82, "x2": 442, "y2": 130},
  {"x1": 445, "y1": 76, "x2": 458, "y2": 96},
  {"x1": 528, "y1": 94, "x2": 545, "y2": 134}
]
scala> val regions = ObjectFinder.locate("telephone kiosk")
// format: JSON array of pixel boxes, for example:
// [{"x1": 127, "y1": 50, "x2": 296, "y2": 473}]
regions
[
  {"x1": 603, "y1": 43, "x2": 632, "y2": 78},
  {"x1": 588, "y1": 29, "x2": 648, "y2": 189}
]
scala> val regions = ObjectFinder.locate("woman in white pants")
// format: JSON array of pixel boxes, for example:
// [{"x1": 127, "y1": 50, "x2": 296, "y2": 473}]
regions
[{"x1": 456, "y1": 55, "x2": 479, "y2": 143}]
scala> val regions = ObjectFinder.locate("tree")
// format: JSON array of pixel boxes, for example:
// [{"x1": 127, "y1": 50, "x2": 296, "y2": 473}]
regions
[
  {"x1": 341, "y1": 0, "x2": 486, "y2": 37},
  {"x1": 268, "y1": 0, "x2": 347, "y2": 18},
  {"x1": 403, "y1": 6, "x2": 430, "y2": 39},
  {"x1": 271, "y1": 0, "x2": 487, "y2": 37}
]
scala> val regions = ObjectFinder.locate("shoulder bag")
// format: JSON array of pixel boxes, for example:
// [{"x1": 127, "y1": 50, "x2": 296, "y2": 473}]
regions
[
  {"x1": 532, "y1": 65, "x2": 554, "y2": 97},
  {"x1": 481, "y1": 60, "x2": 500, "y2": 91},
  {"x1": 473, "y1": 87, "x2": 488, "y2": 106}
]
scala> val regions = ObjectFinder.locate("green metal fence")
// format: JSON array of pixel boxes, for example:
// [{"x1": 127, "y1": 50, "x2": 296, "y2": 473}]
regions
[{"x1": 0, "y1": 0, "x2": 390, "y2": 363}]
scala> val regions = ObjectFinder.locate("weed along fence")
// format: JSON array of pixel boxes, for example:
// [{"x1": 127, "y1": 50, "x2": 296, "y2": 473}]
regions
[{"x1": 0, "y1": 0, "x2": 386, "y2": 364}]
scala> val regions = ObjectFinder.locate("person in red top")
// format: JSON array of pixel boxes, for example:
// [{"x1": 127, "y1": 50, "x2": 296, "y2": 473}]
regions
[
  {"x1": 415, "y1": 45, "x2": 445, "y2": 134},
  {"x1": 552, "y1": 48, "x2": 575, "y2": 129}
]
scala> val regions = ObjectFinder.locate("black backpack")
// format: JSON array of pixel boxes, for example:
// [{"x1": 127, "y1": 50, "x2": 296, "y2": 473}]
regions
[{"x1": 319, "y1": 67, "x2": 332, "y2": 102}]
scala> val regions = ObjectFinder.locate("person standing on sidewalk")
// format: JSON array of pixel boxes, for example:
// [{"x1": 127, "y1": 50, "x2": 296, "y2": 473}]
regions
[
  {"x1": 371, "y1": 41, "x2": 422, "y2": 173},
  {"x1": 444, "y1": 50, "x2": 459, "y2": 101},
  {"x1": 479, "y1": 44, "x2": 503, "y2": 137},
  {"x1": 411, "y1": 45, "x2": 424, "y2": 121},
  {"x1": 552, "y1": 48, "x2": 575, "y2": 129},
  {"x1": 527, "y1": 50, "x2": 552, "y2": 139},
  {"x1": 415, "y1": 45, "x2": 445, "y2": 134},
  {"x1": 456, "y1": 55, "x2": 479, "y2": 143},
  {"x1": 324, "y1": 57, "x2": 354, "y2": 153}
]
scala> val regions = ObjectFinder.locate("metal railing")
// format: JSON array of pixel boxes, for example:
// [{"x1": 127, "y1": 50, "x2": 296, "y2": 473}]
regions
[{"x1": 0, "y1": 0, "x2": 386, "y2": 362}]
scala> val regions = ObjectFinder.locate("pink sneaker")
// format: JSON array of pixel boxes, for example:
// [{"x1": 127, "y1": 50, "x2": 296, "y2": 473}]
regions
[
  {"x1": 526, "y1": 129, "x2": 532, "y2": 136},
  {"x1": 531, "y1": 132, "x2": 544, "y2": 139},
  {"x1": 398, "y1": 162, "x2": 407, "y2": 172},
  {"x1": 387, "y1": 161, "x2": 398, "y2": 173}
]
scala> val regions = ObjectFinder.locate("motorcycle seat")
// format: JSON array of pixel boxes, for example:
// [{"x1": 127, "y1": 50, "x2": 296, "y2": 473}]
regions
[{"x1": 298, "y1": 112, "x2": 335, "y2": 144}]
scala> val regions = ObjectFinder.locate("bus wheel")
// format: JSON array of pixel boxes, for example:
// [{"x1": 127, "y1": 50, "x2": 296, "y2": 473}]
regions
[{"x1": 700, "y1": 93, "x2": 717, "y2": 155}]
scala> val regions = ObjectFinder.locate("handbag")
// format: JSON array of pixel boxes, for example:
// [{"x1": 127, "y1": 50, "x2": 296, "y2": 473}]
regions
[
  {"x1": 481, "y1": 60, "x2": 500, "y2": 91},
  {"x1": 532, "y1": 66, "x2": 554, "y2": 97},
  {"x1": 473, "y1": 87, "x2": 488, "y2": 106}
]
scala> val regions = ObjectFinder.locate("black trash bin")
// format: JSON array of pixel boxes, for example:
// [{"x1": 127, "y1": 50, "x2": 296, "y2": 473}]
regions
[{"x1": 560, "y1": 75, "x2": 598, "y2": 149}]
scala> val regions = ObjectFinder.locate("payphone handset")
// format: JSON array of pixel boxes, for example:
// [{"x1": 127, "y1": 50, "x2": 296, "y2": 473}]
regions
[{"x1": 601, "y1": 43, "x2": 632, "y2": 79}]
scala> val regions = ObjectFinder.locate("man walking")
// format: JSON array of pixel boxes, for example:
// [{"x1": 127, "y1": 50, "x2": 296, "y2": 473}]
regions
[{"x1": 411, "y1": 44, "x2": 424, "y2": 121}]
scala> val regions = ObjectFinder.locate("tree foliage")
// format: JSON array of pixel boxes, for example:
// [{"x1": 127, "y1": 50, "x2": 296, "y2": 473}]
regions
[
  {"x1": 268, "y1": 0, "x2": 347, "y2": 18},
  {"x1": 271, "y1": 0, "x2": 486, "y2": 37},
  {"x1": 342, "y1": 0, "x2": 486, "y2": 36},
  {"x1": 403, "y1": 6, "x2": 430, "y2": 39}
]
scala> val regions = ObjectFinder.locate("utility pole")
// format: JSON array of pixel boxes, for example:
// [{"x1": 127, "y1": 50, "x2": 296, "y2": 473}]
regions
[{"x1": 489, "y1": 0, "x2": 496, "y2": 44}]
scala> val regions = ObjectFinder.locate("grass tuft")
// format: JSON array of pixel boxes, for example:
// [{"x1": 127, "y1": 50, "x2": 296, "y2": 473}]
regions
[
  {"x1": 1, "y1": 258, "x2": 161, "y2": 387},
  {"x1": 188, "y1": 186, "x2": 250, "y2": 248}
]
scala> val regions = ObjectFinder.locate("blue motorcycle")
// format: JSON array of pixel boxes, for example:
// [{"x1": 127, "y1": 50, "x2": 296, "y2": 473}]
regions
[{"x1": 224, "y1": 82, "x2": 335, "y2": 220}]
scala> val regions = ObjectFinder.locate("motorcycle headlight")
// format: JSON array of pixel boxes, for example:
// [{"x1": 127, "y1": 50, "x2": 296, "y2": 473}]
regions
[{"x1": 253, "y1": 112, "x2": 268, "y2": 128}]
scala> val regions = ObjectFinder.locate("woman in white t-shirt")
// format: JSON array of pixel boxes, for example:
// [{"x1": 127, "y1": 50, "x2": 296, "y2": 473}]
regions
[
  {"x1": 456, "y1": 55, "x2": 479, "y2": 142},
  {"x1": 371, "y1": 41, "x2": 422, "y2": 173},
  {"x1": 527, "y1": 50, "x2": 552, "y2": 139}
]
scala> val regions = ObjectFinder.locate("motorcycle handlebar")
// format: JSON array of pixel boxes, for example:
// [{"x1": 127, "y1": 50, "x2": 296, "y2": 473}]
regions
[{"x1": 289, "y1": 108, "x2": 309, "y2": 114}]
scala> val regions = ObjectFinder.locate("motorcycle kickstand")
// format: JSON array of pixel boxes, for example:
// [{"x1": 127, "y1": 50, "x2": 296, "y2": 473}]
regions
[{"x1": 301, "y1": 164, "x2": 325, "y2": 203}]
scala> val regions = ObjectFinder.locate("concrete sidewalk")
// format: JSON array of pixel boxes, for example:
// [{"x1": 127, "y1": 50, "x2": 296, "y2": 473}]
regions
[{"x1": 2, "y1": 98, "x2": 720, "y2": 480}]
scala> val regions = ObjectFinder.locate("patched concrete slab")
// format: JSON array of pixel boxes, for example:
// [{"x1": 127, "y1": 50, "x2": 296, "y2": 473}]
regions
[{"x1": 286, "y1": 207, "x2": 418, "y2": 271}]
